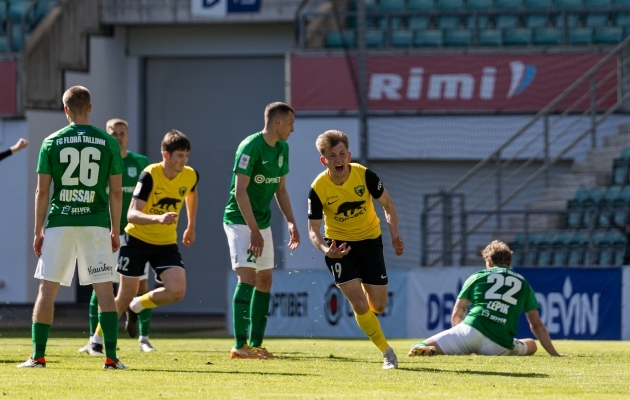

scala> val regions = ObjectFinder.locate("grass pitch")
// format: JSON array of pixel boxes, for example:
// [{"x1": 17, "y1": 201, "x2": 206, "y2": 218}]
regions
[{"x1": 1, "y1": 332, "x2": 630, "y2": 399}]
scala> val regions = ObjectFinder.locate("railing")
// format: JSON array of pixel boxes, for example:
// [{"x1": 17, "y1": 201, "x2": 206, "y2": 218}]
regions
[{"x1": 421, "y1": 35, "x2": 630, "y2": 266}]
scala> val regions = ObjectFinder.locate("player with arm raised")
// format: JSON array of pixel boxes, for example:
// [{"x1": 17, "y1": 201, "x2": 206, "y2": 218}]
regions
[
  {"x1": 307, "y1": 130, "x2": 405, "y2": 370},
  {"x1": 0, "y1": 138, "x2": 28, "y2": 162},
  {"x1": 408, "y1": 240, "x2": 565, "y2": 358},
  {"x1": 19, "y1": 86, "x2": 127, "y2": 369}
]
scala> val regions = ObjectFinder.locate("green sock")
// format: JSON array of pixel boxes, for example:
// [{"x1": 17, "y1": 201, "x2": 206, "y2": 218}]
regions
[
  {"x1": 88, "y1": 291, "x2": 99, "y2": 337},
  {"x1": 32, "y1": 322, "x2": 51, "y2": 360},
  {"x1": 138, "y1": 308, "x2": 152, "y2": 337},
  {"x1": 249, "y1": 290, "x2": 270, "y2": 348},
  {"x1": 232, "y1": 283, "x2": 254, "y2": 349},
  {"x1": 99, "y1": 311, "x2": 119, "y2": 360}
]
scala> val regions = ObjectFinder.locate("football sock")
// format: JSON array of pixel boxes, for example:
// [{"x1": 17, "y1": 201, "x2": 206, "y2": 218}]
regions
[
  {"x1": 32, "y1": 322, "x2": 51, "y2": 360},
  {"x1": 99, "y1": 311, "x2": 118, "y2": 360},
  {"x1": 355, "y1": 310, "x2": 390, "y2": 352},
  {"x1": 138, "y1": 307, "x2": 152, "y2": 337},
  {"x1": 232, "y1": 283, "x2": 254, "y2": 349},
  {"x1": 88, "y1": 291, "x2": 99, "y2": 337},
  {"x1": 94, "y1": 323, "x2": 103, "y2": 339},
  {"x1": 130, "y1": 293, "x2": 157, "y2": 313},
  {"x1": 248, "y1": 290, "x2": 270, "y2": 348},
  {"x1": 411, "y1": 341, "x2": 428, "y2": 349}
]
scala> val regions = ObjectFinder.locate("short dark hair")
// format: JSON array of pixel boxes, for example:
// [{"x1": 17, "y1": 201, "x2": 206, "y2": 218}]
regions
[
  {"x1": 62, "y1": 86, "x2": 91, "y2": 115},
  {"x1": 161, "y1": 129, "x2": 190, "y2": 154},
  {"x1": 482, "y1": 240, "x2": 513, "y2": 267},
  {"x1": 264, "y1": 102, "x2": 294, "y2": 124},
  {"x1": 316, "y1": 130, "x2": 350, "y2": 156}
]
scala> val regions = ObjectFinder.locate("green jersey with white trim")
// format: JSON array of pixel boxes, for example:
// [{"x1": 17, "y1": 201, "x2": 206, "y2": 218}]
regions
[
  {"x1": 36, "y1": 124, "x2": 123, "y2": 228},
  {"x1": 120, "y1": 151, "x2": 150, "y2": 230},
  {"x1": 223, "y1": 132, "x2": 289, "y2": 229},
  {"x1": 459, "y1": 266, "x2": 539, "y2": 349}
]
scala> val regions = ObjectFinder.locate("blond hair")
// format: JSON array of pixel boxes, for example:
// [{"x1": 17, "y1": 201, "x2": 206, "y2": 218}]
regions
[
  {"x1": 106, "y1": 118, "x2": 128, "y2": 133},
  {"x1": 481, "y1": 240, "x2": 513, "y2": 267},
  {"x1": 62, "y1": 86, "x2": 91, "y2": 115},
  {"x1": 315, "y1": 130, "x2": 349, "y2": 156}
]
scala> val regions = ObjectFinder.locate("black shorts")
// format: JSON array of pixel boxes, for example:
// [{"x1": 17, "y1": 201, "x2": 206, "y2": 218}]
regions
[
  {"x1": 117, "y1": 234, "x2": 184, "y2": 282},
  {"x1": 324, "y1": 236, "x2": 388, "y2": 286}
]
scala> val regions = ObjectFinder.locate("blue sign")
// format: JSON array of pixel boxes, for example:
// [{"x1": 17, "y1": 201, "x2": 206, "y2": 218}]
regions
[
  {"x1": 227, "y1": 0, "x2": 261, "y2": 13},
  {"x1": 514, "y1": 268, "x2": 621, "y2": 340}
]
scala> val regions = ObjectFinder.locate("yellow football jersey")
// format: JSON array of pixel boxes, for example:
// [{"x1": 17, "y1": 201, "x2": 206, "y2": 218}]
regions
[
  {"x1": 309, "y1": 163, "x2": 382, "y2": 241},
  {"x1": 125, "y1": 163, "x2": 198, "y2": 245}
]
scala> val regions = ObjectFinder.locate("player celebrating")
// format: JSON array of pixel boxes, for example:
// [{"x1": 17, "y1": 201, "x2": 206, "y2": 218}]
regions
[
  {"x1": 79, "y1": 118, "x2": 153, "y2": 356},
  {"x1": 224, "y1": 102, "x2": 300, "y2": 359},
  {"x1": 19, "y1": 86, "x2": 127, "y2": 369},
  {"x1": 307, "y1": 130, "x2": 404, "y2": 370},
  {"x1": 408, "y1": 240, "x2": 565, "y2": 357}
]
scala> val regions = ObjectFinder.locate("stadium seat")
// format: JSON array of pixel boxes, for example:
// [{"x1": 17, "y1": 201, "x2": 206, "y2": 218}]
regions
[
  {"x1": 479, "y1": 28, "x2": 503, "y2": 44},
  {"x1": 555, "y1": 0, "x2": 582, "y2": 7},
  {"x1": 567, "y1": 231, "x2": 589, "y2": 265},
  {"x1": 496, "y1": 0, "x2": 523, "y2": 8},
  {"x1": 466, "y1": 14, "x2": 491, "y2": 28},
  {"x1": 551, "y1": 231, "x2": 573, "y2": 266},
  {"x1": 584, "y1": 0, "x2": 611, "y2": 6},
  {"x1": 437, "y1": 0, "x2": 464, "y2": 8},
  {"x1": 408, "y1": 0, "x2": 435, "y2": 9},
  {"x1": 495, "y1": 14, "x2": 520, "y2": 28},
  {"x1": 617, "y1": 0, "x2": 630, "y2": 6},
  {"x1": 379, "y1": 0, "x2": 406, "y2": 11},
  {"x1": 621, "y1": 147, "x2": 630, "y2": 160},
  {"x1": 524, "y1": 0, "x2": 554, "y2": 8},
  {"x1": 534, "y1": 27, "x2": 563, "y2": 43},
  {"x1": 526, "y1": 14, "x2": 549, "y2": 27},
  {"x1": 504, "y1": 27, "x2": 533, "y2": 44},
  {"x1": 0, "y1": 1, "x2": 6, "y2": 19},
  {"x1": 414, "y1": 29, "x2": 443, "y2": 46},
  {"x1": 568, "y1": 27, "x2": 593, "y2": 44},
  {"x1": 612, "y1": 159, "x2": 629, "y2": 185},
  {"x1": 594, "y1": 231, "x2": 612, "y2": 265},
  {"x1": 407, "y1": 16, "x2": 431, "y2": 29},
  {"x1": 325, "y1": 30, "x2": 357, "y2": 48},
  {"x1": 444, "y1": 29, "x2": 473, "y2": 45},
  {"x1": 366, "y1": 29, "x2": 385, "y2": 47},
  {"x1": 555, "y1": 13, "x2": 580, "y2": 27},
  {"x1": 467, "y1": 0, "x2": 494, "y2": 8},
  {"x1": 0, "y1": 35, "x2": 7, "y2": 53},
  {"x1": 593, "y1": 26, "x2": 623, "y2": 43},
  {"x1": 615, "y1": 13, "x2": 630, "y2": 27},
  {"x1": 7, "y1": 0, "x2": 31, "y2": 20},
  {"x1": 437, "y1": 15, "x2": 461, "y2": 29},
  {"x1": 391, "y1": 29, "x2": 414, "y2": 46},
  {"x1": 584, "y1": 13, "x2": 609, "y2": 27}
]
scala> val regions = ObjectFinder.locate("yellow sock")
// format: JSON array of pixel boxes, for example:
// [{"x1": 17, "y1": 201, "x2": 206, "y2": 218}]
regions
[
  {"x1": 95, "y1": 323, "x2": 103, "y2": 338},
  {"x1": 139, "y1": 293, "x2": 158, "y2": 309},
  {"x1": 355, "y1": 310, "x2": 389, "y2": 352}
]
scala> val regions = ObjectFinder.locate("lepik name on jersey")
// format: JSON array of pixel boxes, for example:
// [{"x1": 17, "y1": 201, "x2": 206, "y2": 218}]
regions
[
  {"x1": 55, "y1": 136, "x2": 107, "y2": 146},
  {"x1": 59, "y1": 189, "x2": 95, "y2": 203}
]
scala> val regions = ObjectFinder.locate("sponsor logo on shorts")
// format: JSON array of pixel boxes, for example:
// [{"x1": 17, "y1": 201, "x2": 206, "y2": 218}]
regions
[{"x1": 88, "y1": 262, "x2": 114, "y2": 276}]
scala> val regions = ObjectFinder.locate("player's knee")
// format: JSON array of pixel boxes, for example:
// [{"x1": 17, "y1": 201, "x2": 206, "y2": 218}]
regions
[
  {"x1": 370, "y1": 303, "x2": 386, "y2": 313},
  {"x1": 522, "y1": 339, "x2": 537, "y2": 355},
  {"x1": 167, "y1": 286, "x2": 186, "y2": 303}
]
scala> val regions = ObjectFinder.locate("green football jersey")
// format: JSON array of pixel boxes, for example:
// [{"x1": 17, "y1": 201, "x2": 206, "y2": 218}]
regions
[
  {"x1": 223, "y1": 132, "x2": 289, "y2": 229},
  {"x1": 459, "y1": 266, "x2": 539, "y2": 349},
  {"x1": 120, "y1": 151, "x2": 150, "y2": 230},
  {"x1": 36, "y1": 124, "x2": 123, "y2": 228}
]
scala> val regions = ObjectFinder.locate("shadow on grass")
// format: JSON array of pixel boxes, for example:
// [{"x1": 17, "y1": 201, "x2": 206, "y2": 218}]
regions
[{"x1": 398, "y1": 365, "x2": 548, "y2": 378}]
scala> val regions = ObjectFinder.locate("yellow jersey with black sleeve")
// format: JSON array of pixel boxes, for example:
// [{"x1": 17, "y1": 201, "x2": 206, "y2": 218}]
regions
[
  {"x1": 308, "y1": 163, "x2": 383, "y2": 241},
  {"x1": 125, "y1": 163, "x2": 199, "y2": 245}
]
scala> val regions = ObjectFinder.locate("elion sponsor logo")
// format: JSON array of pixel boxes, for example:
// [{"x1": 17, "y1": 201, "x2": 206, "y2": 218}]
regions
[{"x1": 368, "y1": 61, "x2": 536, "y2": 101}]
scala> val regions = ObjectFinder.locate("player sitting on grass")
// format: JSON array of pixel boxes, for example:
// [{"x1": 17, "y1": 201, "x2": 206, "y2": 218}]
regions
[{"x1": 408, "y1": 240, "x2": 566, "y2": 358}]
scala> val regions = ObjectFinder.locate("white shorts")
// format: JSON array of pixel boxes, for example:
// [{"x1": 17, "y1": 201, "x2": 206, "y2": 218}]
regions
[
  {"x1": 432, "y1": 323, "x2": 528, "y2": 356},
  {"x1": 112, "y1": 235, "x2": 150, "y2": 283},
  {"x1": 35, "y1": 226, "x2": 116, "y2": 287},
  {"x1": 223, "y1": 223, "x2": 274, "y2": 271}
]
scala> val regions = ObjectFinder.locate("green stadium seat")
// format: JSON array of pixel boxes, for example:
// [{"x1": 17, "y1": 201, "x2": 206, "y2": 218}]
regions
[
  {"x1": 555, "y1": 13, "x2": 580, "y2": 27},
  {"x1": 568, "y1": 27, "x2": 593, "y2": 44},
  {"x1": 584, "y1": 0, "x2": 611, "y2": 6},
  {"x1": 379, "y1": 0, "x2": 406, "y2": 11},
  {"x1": 480, "y1": 28, "x2": 503, "y2": 44},
  {"x1": 496, "y1": 0, "x2": 523, "y2": 8},
  {"x1": 366, "y1": 29, "x2": 385, "y2": 47},
  {"x1": 437, "y1": 0, "x2": 464, "y2": 8},
  {"x1": 466, "y1": 14, "x2": 491, "y2": 28},
  {"x1": 414, "y1": 29, "x2": 443, "y2": 46},
  {"x1": 524, "y1": 0, "x2": 554, "y2": 8},
  {"x1": 7, "y1": 0, "x2": 31, "y2": 20},
  {"x1": 348, "y1": 0, "x2": 379, "y2": 11},
  {"x1": 504, "y1": 27, "x2": 533, "y2": 44},
  {"x1": 437, "y1": 15, "x2": 461, "y2": 29},
  {"x1": 584, "y1": 13, "x2": 609, "y2": 27},
  {"x1": 444, "y1": 29, "x2": 474, "y2": 45},
  {"x1": 620, "y1": 147, "x2": 630, "y2": 160},
  {"x1": 389, "y1": 17, "x2": 404, "y2": 29},
  {"x1": 0, "y1": 36, "x2": 7, "y2": 53},
  {"x1": 534, "y1": 27, "x2": 563, "y2": 43},
  {"x1": 526, "y1": 14, "x2": 549, "y2": 27},
  {"x1": 467, "y1": 0, "x2": 494, "y2": 8},
  {"x1": 556, "y1": 0, "x2": 582, "y2": 7},
  {"x1": 612, "y1": 159, "x2": 629, "y2": 185},
  {"x1": 408, "y1": 16, "x2": 431, "y2": 29},
  {"x1": 0, "y1": 1, "x2": 6, "y2": 19},
  {"x1": 496, "y1": 14, "x2": 520, "y2": 28},
  {"x1": 391, "y1": 29, "x2": 414, "y2": 46},
  {"x1": 326, "y1": 30, "x2": 357, "y2": 48},
  {"x1": 615, "y1": 13, "x2": 630, "y2": 27},
  {"x1": 594, "y1": 26, "x2": 623, "y2": 43},
  {"x1": 408, "y1": 0, "x2": 435, "y2": 9}
]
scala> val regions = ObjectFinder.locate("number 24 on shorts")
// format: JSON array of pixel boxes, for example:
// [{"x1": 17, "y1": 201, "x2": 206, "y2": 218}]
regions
[{"x1": 247, "y1": 250, "x2": 257, "y2": 263}]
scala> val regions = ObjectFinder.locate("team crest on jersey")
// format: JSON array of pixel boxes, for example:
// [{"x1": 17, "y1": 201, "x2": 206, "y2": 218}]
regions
[
  {"x1": 127, "y1": 167, "x2": 137, "y2": 178},
  {"x1": 354, "y1": 185, "x2": 365, "y2": 197},
  {"x1": 278, "y1": 154, "x2": 284, "y2": 168},
  {"x1": 179, "y1": 187, "x2": 187, "y2": 196}
]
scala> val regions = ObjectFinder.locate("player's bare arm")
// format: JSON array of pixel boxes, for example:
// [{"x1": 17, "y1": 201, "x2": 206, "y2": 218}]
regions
[
  {"x1": 108, "y1": 173, "x2": 123, "y2": 252},
  {"x1": 10, "y1": 138, "x2": 28, "y2": 153},
  {"x1": 307, "y1": 219, "x2": 351, "y2": 258},
  {"x1": 182, "y1": 187, "x2": 198, "y2": 247},
  {"x1": 451, "y1": 298, "x2": 470, "y2": 326},
  {"x1": 274, "y1": 175, "x2": 300, "y2": 250},
  {"x1": 526, "y1": 309, "x2": 565, "y2": 357},
  {"x1": 234, "y1": 172, "x2": 264, "y2": 258},
  {"x1": 33, "y1": 173, "x2": 52, "y2": 257},
  {"x1": 374, "y1": 189, "x2": 404, "y2": 256},
  {"x1": 127, "y1": 198, "x2": 177, "y2": 225}
]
